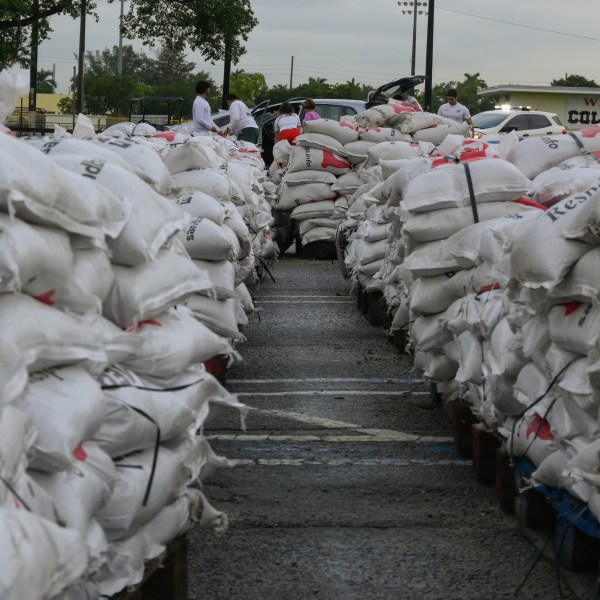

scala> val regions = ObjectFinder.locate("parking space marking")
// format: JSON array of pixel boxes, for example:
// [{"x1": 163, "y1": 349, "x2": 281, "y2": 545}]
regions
[
  {"x1": 228, "y1": 377, "x2": 424, "y2": 384},
  {"x1": 236, "y1": 390, "x2": 429, "y2": 397},
  {"x1": 228, "y1": 458, "x2": 469, "y2": 467}
]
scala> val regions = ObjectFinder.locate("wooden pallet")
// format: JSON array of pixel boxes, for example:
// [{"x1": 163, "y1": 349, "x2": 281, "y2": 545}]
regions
[{"x1": 111, "y1": 535, "x2": 188, "y2": 600}]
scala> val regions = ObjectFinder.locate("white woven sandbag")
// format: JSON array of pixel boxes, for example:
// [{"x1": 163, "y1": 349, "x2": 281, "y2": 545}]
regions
[
  {"x1": 163, "y1": 140, "x2": 222, "y2": 175},
  {"x1": 54, "y1": 244, "x2": 114, "y2": 314},
  {"x1": 299, "y1": 218, "x2": 340, "y2": 236},
  {"x1": 410, "y1": 273, "x2": 458, "y2": 315},
  {"x1": 402, "y1": 200, "x2": 541, "y2": 245},
  {"x1": 90, "y1": 135, "x2": 174, "y2": 194},
  {"x1": 402, "y1": 158, "x2": 532, "y2": 214},
  {"x1": 0, "y1": 508, "x2": 88, "y2": 600},
  {"x1": 455, "y1": 330, "x2": 483, "y2": 385},
  {"x1": 287, "y1": 146, "x2": 350, "y2": 175},
  {"x1": 531, "y1": 157, "x2": 600, "y2": 206},
  {"x1": 486, "y1": 317, "x2": 526, "y2": 379},
  {"x1": 96, "y1": 439, "x2": 196, "y2": 540},
  {"x1": 222, "y1": 223, "x2": 243, "y2": 260},
  {"x1": 401, "y1": 239, "x2": 459, "y2": 277},
  {"x1": 355, "y1": 238, "x2": 387, "y2": 265},
  {"x1": 550, "y1": 247, "x2": 600, "y2": 302},
  {"x1": 359, "y1": 127, "x2": 412, "y2": 144},
  {"x1": 176, "y1": 217, "x2": 235, "y2": 261},
  {"x1": 186, "y1": 295, "x2": 243, "y2": 340},
  {"x1": 365, "y1": 141, "x2": 423, "y2": 167},
  {"x1": 411, "y1": 312, "x2": 451, "y2": 353},
  {"x1": 412, "y1": 122, "x2": 470, "y2": 145},
  {"x1": 0, "y1": 337, "x2": 27, "y2": 405},
  {"x1": 173, "y1": 167, "x2": 244, "y2": 205},
  {"x1": 277, "y1": 182, "x2": 335, "y2": 210},
  {"x1": 0, "y1": 407, "x2": 34, "y2": 497},
  {"x1": 0, "y1": 136, "x2": 126, "y2": 239},
  {"x1": 509, "y1": 188, "x2": 598, "y2": 289},
  {"x1": 224, "y1": 210, "x2": 251, "y2": 256},
  {"x1": 290, "y1": 200, "x2": 336, "y2": 221},
  {"x1": 532, "y1": 450, "x2": 591, "y2": 503},
  {"x1": 23, "y1": 366, "x2": 106, "y2": 471},
  {"x1": 331, "y1": 171, "x2": 363, "y2": 195},
  {"x1": 0, "y1": 213, "x2": 73, "y2": 296},
  {"x1": 282, "y1": 170, "x2": 337, "y2": 186},
  {"x1": 303, "y1": 118, "x2": 359, "y2": 145},
  {"x1": 506, "y1": 131, "x2": 600, "y2": 179},
  {"x1": 193, "y1": 259, "x2": 237, "y2": 300},
  {"x1": 548, "y1": 301, "x2": 600, "y2": 355},
  {"x1": 296, "y1": 132, "x2": 345, "y2": 154},
  {"x1": 121, "y1": 306, "x2": 234, "y2": 380},
  {"x1": 388, "y1": 111, "x2": 445, "y2": 133},
  {"x1": 30, "y1": 442, "x2": 115, "y2": 533},
  {"x1": 103, "y1": 249, "x2": 213, "y2": 328},
  {"x1": 354, "y1": 104, "x2": 413, "y2": 128},
  {"x1": 301, "y1": 226, "x2": 336, "y2": 245},
  {"x1": 93, "y1": 365, "x2": 197, "y2": 458},
  {"x1": 227, "y1": 160, "x2": 256, "y2": 204},
  {"x1": 51, "y1": 153, "x2": 188, "y2": 266},
  {"x1": 564, "y1": 439, "x2": 600, "y2": 488},
  {"x1": 176, "y1": 190, "x2": 227, "y2": 225},
  {"x1": 343, "y1": 140, "x2": 376, "y2": 165},
  {"x1": 0, "y1": 293, "x2": 105, "y2": 372},
  {"x1": 414, "y1": 350, "x2": 458, "y2": 381},
  {"x1": 505, "y1": 413, "x2": 558, "y2": 466},
  {"x1": 236, "y1": 282, "x2": 255, "y2": 315}
]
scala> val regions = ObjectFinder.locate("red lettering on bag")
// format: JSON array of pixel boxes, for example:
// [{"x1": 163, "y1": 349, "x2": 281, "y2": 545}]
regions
[
  {"x1": 126, "y1": 319, "x2": 163, "y2": 333},
  {"x1": 321, "y1": 151, "x2": 349, "y2": 170},
  {"x1": 526, "y1": 415, "x2": 553, "y2": 441},
  {"x1": 390, "y1": 104, "x2": 416, "y2": 114},
  {"x1": 580, "y1": 125, "x2": 600, "y2": 138},
  {"x1": 73, "y1": 443, "x2": 88, "y2": 461},
  {"x1": 340, "y1": 122, "x2": 358, "y2": 130},
  {"x1": 557, "y1": 301, "x2": 583, "y2": 316},
  {"x1": 35, "y1": 290, "x2": 56, "y2": 305},
  {"x1": 513, "y1": 197, "x2": 547, "y2": 211}
]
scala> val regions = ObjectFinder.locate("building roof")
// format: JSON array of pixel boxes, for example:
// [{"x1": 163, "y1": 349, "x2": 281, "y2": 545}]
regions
[{"x1": 478, "y1": 85, "x2": 600, "y2": 97}]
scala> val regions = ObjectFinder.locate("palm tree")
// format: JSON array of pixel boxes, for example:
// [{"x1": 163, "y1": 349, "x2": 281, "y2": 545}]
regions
[{"x1": 37, "y1": 69, "x2": 56, "y2": 94}]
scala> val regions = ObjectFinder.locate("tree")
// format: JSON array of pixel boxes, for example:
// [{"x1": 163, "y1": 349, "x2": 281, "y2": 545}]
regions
[
  {"x1": 143, "y1": 45, "x2": 197, "y2": 86},
  {"x1": 116, "y1": 0, "x2": 258, "y2": 65},
  {"x1": 0, "y1": 1, "x2": 97, "y2": 69},
  {"x1": 85, "y1": 45, "x2": 152, "y2": 80},
  {"x1": 551, "y1": 74, "x2": 598, "y2": 87},
  {"x1": 37, "y1": 68, "x2": 56, "y2": 93},
  {"x1": 230, "y1": 70, "x2": 268, "y2": 105}
]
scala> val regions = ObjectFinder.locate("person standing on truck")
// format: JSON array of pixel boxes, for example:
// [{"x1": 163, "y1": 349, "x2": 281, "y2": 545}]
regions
[
  {"x1": 437, "y1": 88, "x2": 475, "y2": 136},
  {"x1": 225, "y1": 94, "x2": 259, "y2": 143},
  {"x1": 191, "y1": 81, "x2": 223, "y2": 135},
  {"x1": 274, "y1": 101, "x2": 301, "y2": 144}
]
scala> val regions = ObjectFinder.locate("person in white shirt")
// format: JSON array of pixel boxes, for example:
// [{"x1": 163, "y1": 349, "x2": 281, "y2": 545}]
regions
[
  {"x1": 191, "y1": 80, "x2": 222, "y2": 135},
  {"x1": 225, "y1": 94, "x2": 259, "y2": 143},
  {"x1": 437, "y1": 88, "x2": 474, "y2": 136},
  {"x1": 274, "y1": 101, "x2": 301, "y2": 144}
]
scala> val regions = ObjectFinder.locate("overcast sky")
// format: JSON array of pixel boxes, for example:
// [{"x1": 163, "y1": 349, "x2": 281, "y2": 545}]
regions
[{"x1": 38, "y1": 0, "x2": 599, "y2": 97}]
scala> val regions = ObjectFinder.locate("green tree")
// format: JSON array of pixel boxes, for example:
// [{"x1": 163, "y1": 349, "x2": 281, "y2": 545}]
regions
[
  {"x1": 143, "y1": 45, "x2": 197, "y2": 86},
  {"x1": 57, "y1": 95, "x2": 73, "y2": 114},
  {"x1": 116, "y1": 0, "x2": 258, "y2": 65},
  {"x1": 551, "y1": 73, "x2": 598, "y2": 87},
  {"x1": 83, "y1": 73, "x2": 140, "y2": 115},
  {"x1": 85, "y1": 45, "x2": 152, "y2": 80},
  {"x1": 230, "y1": 70, "x2": 268, "y2": 105},
  {"x1": 37, "y1": 68, "x2": 56, "y2": 93},
  {"x1": 0, "y1": 1, "x2": 97, "y2": 69}
]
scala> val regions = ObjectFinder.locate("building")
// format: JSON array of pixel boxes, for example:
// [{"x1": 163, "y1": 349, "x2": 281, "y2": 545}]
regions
[{"x1": 477, "y1": 85, "x2": 600, "y2": 131}]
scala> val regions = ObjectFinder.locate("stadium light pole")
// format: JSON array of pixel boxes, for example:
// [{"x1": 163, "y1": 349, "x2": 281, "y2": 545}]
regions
[{"x1": 398, "y1": 1, "x2": 427, "y2": 77}]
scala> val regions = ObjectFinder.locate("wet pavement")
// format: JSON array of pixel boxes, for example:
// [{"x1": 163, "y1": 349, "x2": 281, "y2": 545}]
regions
[{"x1": 188, "y1": 256, "x2": 575, "y2": 600}]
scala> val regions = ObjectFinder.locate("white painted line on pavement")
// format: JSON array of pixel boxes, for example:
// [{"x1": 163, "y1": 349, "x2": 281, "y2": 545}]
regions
[
  {"x1": 228, "y1": 377, "x2": 424, "y2": 384},
  {"x1": 257, "y1": 300, "x2": 354, "y2": 304},
  {"x1": 228, "y1": 458, "x2": 469, "y2": 467},
  {"x1": 236, "y1": 390, "x2": 429, "y2": 397},
  {"x1": 207, "y1": 433, "x2": 455, "y2": 443},
  {"x1": 259, "y1": 295, "x2": 351, "y2": 299}
]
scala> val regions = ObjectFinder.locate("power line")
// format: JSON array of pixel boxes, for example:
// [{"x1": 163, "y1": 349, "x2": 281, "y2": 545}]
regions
[{"x1": 437, "y1": 6, "x2": 600, "y2": 41}]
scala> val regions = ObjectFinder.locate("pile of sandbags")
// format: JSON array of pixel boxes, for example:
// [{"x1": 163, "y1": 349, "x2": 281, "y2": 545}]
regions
[{"x1": 0, "y1": 69, "x2": 262, "y2": 598}]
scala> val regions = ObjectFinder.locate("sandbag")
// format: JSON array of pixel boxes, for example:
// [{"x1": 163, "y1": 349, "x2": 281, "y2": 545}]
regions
[{"x1": 287, "y1": 146, "x2": 350, "y2": 175}]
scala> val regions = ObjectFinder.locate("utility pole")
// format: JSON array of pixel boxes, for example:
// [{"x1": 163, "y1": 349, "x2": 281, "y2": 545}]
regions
[
  {"x1": 28, "y1": 0, "x2": 39, "y2": 126},
  {"x1": 424, "y1": 0, "x2": 435, "y2": 112},
  {"x1": 75, "y1": 0, "x2": 87, "y2": 115},
  {"x1": 222, "y1": 36, "x2": 232, "y2": 110},
  {"x1": 289, "y1": 56, "x2": 294, "y2": 90},
  {"x1": 118, "y1": 0, "x2": 124, "y2": 75}
]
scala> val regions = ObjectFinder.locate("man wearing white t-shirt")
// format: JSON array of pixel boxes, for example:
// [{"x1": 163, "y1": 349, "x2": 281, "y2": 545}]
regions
[
  {"x1": 437, "y1": 88, "x2": 475, "y2": 136},
  {"x1": 191, "y1": 80, "x2": 222, "y2": 135},
  {"x1": 225, "y1": 94, "x2": 259, "y2": 143}
]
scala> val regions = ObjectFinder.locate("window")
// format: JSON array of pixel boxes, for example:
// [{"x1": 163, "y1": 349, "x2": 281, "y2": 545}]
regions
[
  {"x1": 316, "y1": 104, "x2": 343, "y2": 121},
  {"x1": 528, "y1": 114, "x2": 551, "y2": 129},
  {"x1": 504, "y1": 114, "x2": 529, "y2": 131}
]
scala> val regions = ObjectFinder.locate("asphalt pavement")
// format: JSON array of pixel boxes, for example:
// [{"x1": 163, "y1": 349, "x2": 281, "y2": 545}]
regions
[{"x1": 187, "y1": 255, "x2": 576, "y2": 600}]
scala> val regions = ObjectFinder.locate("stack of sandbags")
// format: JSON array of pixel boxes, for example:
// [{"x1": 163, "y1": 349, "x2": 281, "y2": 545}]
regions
[{"x1": 0, "y1": 93, "x2": 248, "y2": 597}]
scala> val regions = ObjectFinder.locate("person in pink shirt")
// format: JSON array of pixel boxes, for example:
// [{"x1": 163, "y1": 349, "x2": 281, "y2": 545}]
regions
[{"x1": 302, "y1": 99, "x2": 320, "y2": 131}]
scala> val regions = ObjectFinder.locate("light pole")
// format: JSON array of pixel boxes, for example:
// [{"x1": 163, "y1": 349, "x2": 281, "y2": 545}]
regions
[{"x1": 398, "y1": 1, "x2": 427, "y2": 77}]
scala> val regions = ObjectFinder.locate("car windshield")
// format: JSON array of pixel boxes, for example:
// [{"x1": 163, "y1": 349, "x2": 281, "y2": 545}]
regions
[{"x1": 472, "y1": 112, "x2": 509, "y2": 129}]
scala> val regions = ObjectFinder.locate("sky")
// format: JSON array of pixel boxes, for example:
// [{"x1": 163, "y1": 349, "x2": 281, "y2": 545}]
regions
[{"x1": 37, "y1": 0, "x2": 600, "y2": 96}]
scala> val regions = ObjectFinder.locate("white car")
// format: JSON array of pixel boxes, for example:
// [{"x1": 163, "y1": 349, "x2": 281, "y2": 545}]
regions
[{"x1": 472, "y1": 109, "x2": 566, "y2": 143}]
